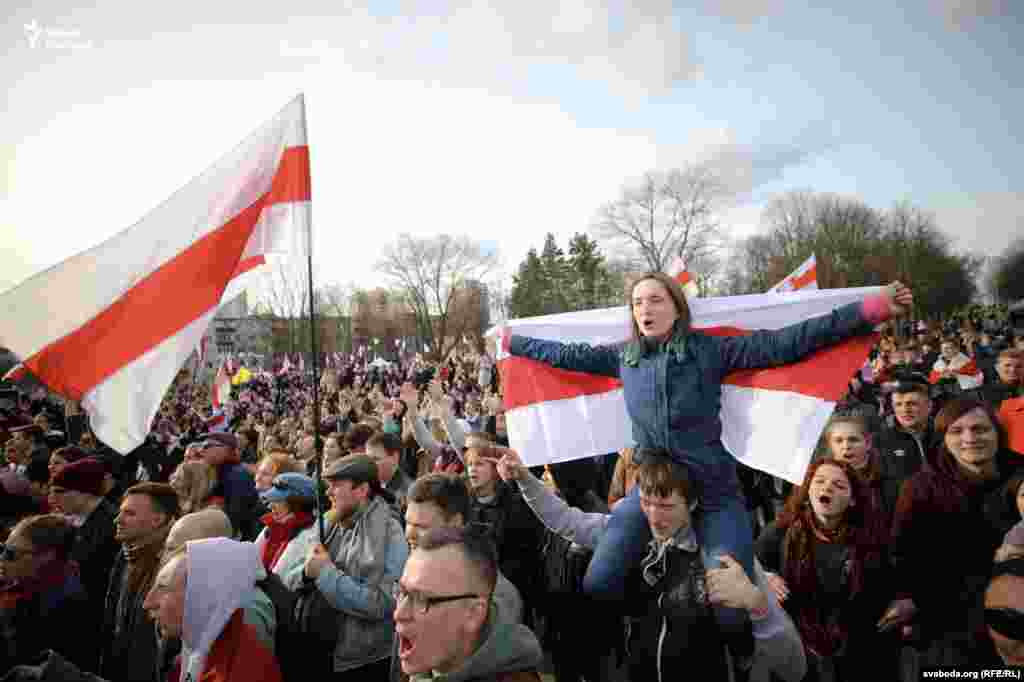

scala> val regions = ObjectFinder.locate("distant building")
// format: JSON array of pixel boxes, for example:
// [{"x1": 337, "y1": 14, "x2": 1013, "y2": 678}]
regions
[{"x1": 350, "y1": 283, "x2": 489, "y2": 356}]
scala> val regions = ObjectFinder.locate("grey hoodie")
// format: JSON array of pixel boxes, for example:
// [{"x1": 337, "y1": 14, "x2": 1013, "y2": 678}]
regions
[{"x1": 410, "y1": 607, "x2": 543, "y2": 682}]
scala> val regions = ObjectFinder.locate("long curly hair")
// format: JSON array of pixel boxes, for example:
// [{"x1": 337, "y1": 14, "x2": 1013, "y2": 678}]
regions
[{"x1": 775, "y1": 457, "x2": 886, "y2": 657}]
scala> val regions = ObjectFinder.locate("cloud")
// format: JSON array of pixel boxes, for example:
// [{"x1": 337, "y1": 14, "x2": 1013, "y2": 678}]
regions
[
  {"x1": 707, "y1": 0, "x2": 786, "y2": 25},
  {"x1": 935, "y1": 0, "x2": 1008, "y2": 29},
  {"x1": 931, "y1": 191, "x2": 1024, "y2": 258},
  {"x1": 652, "y1": 122, "x2": 840, "y2": 203},
  {"x1": 290, "y1": 1, "x2": 702, "y2": 100}
]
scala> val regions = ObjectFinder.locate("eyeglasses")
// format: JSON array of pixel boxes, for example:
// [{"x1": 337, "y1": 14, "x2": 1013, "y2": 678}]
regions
[
  {"x1": 391, "y1": 584, "x2": 480, "y2": 615},
  {"x1": 0, "y1": 543, "x2": 36, "y2": 562}
]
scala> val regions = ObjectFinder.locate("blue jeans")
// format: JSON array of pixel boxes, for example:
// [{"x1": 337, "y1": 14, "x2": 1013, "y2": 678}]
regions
[{"x1": 582, "y1": 479, "x2": 754, "y2": 640}]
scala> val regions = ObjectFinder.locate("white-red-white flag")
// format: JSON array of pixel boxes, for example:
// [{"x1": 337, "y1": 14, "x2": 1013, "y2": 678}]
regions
[
  {"x1": 2, "y1": 364, "x2": 27, "y2": 383},
  {"x1": 212, "y1": 361, "x2": 232, "y2": 411},
  {"x1": 0, "y1": 95, "x2": 311, "y2": 453},
  {"x1": 769, "y1": 254, "x2": 818, "y2": 293},
  {"x1": 490, "y1": 286, "x2": 880, "y2": 484},
  {"x1": 666, "y1": 255, "x2": 699, "y2": 299},
  {"x1": 278, "y1": 353, "x2": 292, "y2": 377},
  {"x1": 929, "y1": 353, "x2": 984, "y2": 390}
]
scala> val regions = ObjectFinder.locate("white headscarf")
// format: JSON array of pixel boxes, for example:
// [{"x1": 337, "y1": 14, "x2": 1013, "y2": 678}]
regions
[{"x1": 179, "y1": 537, "x2": 261, "y2": 682}]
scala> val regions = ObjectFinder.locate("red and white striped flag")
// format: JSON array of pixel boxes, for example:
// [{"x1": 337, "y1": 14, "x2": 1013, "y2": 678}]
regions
[
  {"x1": 2, "y1": 364, "x2": 27, "y2": 383},
  {"x1": 769, "y1": 254, "x2": 818, "y2": 293},
  {"x1": 929, "y1": 354, "x2": 984, "y2": 390},
  {"x1": 666, "y1": 255, "x2": 699, "y2": 299},
  {"x1": 491, "y1": 286, "x2": 880, "y2": 484},
  {"x1": 277, "y1": 353, "x2": 292, "y2": 377},
  {"x1": 212, "y1": 361, "x2": 232, "y2": 411},
  {"x1": 0, "y1": 96, "x2": 311, "y2": 453}
]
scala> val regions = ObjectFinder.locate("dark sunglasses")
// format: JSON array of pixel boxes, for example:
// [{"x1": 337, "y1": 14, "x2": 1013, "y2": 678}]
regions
[
  {"x1": 986, "y1": 607, "x2": 1024, "y2": 641},
  {"x1": 0, "y1": 543, "x2": 35, "y2": 561}
]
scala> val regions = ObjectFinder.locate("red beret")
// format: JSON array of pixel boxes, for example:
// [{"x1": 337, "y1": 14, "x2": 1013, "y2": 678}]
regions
[{"x1": 51, "y1": 457, "x2": 107, "y2": 497}]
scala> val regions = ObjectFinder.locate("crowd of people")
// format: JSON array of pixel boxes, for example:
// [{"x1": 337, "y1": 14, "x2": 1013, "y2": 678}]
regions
[{"x1": 0, "y1": 276, "x2": 1022, "y2": 682}]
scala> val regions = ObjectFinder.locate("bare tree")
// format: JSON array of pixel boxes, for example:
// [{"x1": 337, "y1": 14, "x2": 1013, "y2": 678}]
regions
[
  {"x1": 375, "y1": 234, "x2": 500, "y2": 361},
  {"x1": 256, "y1": 257, "x2": 314, "y2": 353},
  {"x1": 316, "y1": 282, "x2": 356, "y2": 352},
  {"x1": 591, "y1": 163, "x2": 731, "y2": 273}
]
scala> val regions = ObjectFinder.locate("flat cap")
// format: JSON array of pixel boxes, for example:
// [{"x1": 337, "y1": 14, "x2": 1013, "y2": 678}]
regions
[{"x1": 323, "y1": 454, "x2": 378, "y2": 485}]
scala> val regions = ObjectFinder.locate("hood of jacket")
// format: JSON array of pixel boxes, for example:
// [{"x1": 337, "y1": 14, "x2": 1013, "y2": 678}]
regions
[
  {"x1": 411, "y1": 607, "x2": 543, "y2": 682},
  {"x1": 180, "y1": 537, "x2": 261, "y2": 680}
]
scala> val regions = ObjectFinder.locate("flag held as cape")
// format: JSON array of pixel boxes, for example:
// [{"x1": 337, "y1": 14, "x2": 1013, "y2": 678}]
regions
[
  {"x1": 0, "y1": 95, "x2": 312, "y2": 454},
  {"x1": 489, "y1": 286, "x2": 880, "y2": 484}
]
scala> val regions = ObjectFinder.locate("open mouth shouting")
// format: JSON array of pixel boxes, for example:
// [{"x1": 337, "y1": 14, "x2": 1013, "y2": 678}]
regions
[{"x1": 397, "y1": 629, "x2": 416, "y2": 662}]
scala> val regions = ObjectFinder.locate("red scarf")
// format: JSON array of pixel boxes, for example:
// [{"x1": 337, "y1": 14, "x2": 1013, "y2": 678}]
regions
[
  {"x1": 259, "y1": 511, "x2": 314, "y2": 572},
  {"x1": 0, "y1": 560, "x2": 77, "y2": 611}
]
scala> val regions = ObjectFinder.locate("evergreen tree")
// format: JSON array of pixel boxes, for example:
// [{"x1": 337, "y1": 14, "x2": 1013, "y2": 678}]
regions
[
  {"x1": 539, "y1": 233, "x2": 570, "y2": 314},
  {"x1": 509, "y1": 248, "x2": 546, "y2": 318},
  {"x1": 567, "y1": 233, "x2": 610, "y2": 310}
]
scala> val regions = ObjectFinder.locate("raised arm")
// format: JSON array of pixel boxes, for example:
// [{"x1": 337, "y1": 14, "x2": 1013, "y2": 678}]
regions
[
  {"x1": 495, "y1": 448, "x2": 610, "y2": 549},
  {"x1": 507, "y1": 332, "x2": 621, "y2": 379},
  {"x1": 718, "y1": 282, "x2": 912, "y2": 373}
]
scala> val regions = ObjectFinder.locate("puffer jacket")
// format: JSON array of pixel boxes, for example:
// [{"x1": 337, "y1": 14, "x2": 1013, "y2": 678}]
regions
[
  {"x1": 510, "y1": 301, "x2": 875, "y2": 493},
  {"x1": 315, "y1": 496, "x2": 409, "y2": 673}
]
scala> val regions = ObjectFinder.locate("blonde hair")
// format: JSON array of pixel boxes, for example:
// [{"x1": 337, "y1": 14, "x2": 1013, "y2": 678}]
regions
[
  {"x1": 170, "y1": 461, "x2": 218, "y2": 515},
  {"x1": 260, "y1": 451, "x2": 303, "y2": 476}
]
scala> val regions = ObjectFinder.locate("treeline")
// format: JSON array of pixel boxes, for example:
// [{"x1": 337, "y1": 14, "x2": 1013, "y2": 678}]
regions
[
  {"x1": 721, "y1": 191, "x2": 984, "y2": 319},
  {"x1": 508, "y1": 233, "x2": 625, "y2": 318}
]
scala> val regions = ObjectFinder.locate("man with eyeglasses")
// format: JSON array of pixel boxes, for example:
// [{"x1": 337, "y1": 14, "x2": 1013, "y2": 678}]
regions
[{"x1": 394, "y1": 526, "x2": 543, "y2": 682}]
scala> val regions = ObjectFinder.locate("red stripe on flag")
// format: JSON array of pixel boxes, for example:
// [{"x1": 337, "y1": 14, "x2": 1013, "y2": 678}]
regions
[
  {"x1": 499, "y1": 357, "x2": 622, "y2": 410},
  {"x1": 956, "y1": 358, "x2": 979, "y2": 376},
  {"x1": 25, "y1": 145, "x2": 310, "y2": 400},
  {"x1": 231, "y1": 255, "x2": 266, "y2": 280},
  {"x1": 791, "y1": 264, "x2": 817, "y2": 290},
  {"x1": 502, "y1": 326, "x2": 877, "y2": 410}
]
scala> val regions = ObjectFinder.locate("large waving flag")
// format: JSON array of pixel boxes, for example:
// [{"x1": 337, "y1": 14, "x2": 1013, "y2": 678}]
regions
[
  {"x1": 491, "y1": 287, "x2": 880, "y2": 484},
  {"x1": 769, "y1": 254, "x2": 818, "y2": 293},
  {"x1": 0, "y1": 96, "x2": 311, "y2": 453}
]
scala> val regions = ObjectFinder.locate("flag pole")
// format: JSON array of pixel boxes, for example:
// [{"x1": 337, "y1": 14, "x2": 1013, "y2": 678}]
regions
[
  {"x1": 306, "y1": 246, "x2": 325, "y2": 543},
  {"x1": 300, "y1": 106, "x2": 324, "y2": 544}
]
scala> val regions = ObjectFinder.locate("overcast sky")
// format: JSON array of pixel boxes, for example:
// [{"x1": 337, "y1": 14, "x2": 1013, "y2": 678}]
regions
[{"x1": 2, "y1": 0, "x2": 1020, "y2": 301}]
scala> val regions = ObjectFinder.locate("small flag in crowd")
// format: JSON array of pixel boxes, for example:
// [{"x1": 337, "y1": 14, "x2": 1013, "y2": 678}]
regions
[
  {"x1": 928, "y1": 354, "x2": 984, "y2": 390},
  {"x1": 490, "y1": 286, "x2": 880, "y2": 484},
  {"x1": 2, "y1": 363, "x2": 27, "y2": 383},
  {"x1": 231, "y1": 366, "x2": 253, "y2": 385},
  {"x1": 0, "y1": 95, "x2": 311, "y2": 453},
  {"x1": 666, "y1": 255, "x2": 699, "y2": 299},
  {"x1": 769, "y1": 254, "x2": 818, "y2": 293},
  {"x1": 212, "y1": 362, "x2": 232, "y2": 410}
]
